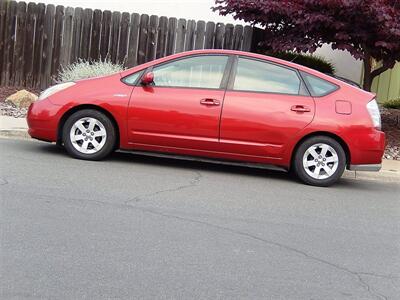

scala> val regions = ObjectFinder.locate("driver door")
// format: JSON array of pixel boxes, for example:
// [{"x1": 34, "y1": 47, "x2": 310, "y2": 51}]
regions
[{"x1": 127, "y1": 55, "x2": 230, "y2": 151}]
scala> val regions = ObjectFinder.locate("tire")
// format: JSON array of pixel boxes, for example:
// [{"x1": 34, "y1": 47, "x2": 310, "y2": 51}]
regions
[
  {"x1": 293, "y1": 136, "x2": 346, "y2": 187},
  {"x1": 62, "y1": 109, "x2": 116, "y2": 160}
]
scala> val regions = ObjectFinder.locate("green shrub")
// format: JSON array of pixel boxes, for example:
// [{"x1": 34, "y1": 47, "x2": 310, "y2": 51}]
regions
[
  {"x1": 266, "y1": 51, "x2": 335, "y2": 74},
  {"x1": 56, "y1": 59, "x2": 125, "y2": 83},
  {"x1": 383, "y1": 98, "x2": 400, "y2": 109}
]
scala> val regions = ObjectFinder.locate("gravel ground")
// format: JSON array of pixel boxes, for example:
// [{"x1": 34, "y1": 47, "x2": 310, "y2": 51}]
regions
[{"x1": 1, "y1": 86, "x2": 399, "y2": 160}]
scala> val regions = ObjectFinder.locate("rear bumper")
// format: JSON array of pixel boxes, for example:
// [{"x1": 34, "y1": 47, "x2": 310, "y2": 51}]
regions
[
  {"x1": 348, "y1": 164, "x2": 382, "y2": 172},
  {"x1": 347, "y1": 130, "x2": 385, "y2": 166}
]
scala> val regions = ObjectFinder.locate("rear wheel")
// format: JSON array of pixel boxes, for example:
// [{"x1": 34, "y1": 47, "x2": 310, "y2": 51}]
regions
[
  {"x1": 62, "y1": 109, "x2": 116, "y2": 160},
  {"x1": 293, "y1": 136, "x2": 346, "y2": 187}
]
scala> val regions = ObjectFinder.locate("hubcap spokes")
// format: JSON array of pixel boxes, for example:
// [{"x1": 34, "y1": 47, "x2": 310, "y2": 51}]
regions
[
  {"x1": 70, "y1": 117, "x2": 107, "y2": 154},
  {"x1": 303, "y1": 143, "x2": 339, "y2": 180}
]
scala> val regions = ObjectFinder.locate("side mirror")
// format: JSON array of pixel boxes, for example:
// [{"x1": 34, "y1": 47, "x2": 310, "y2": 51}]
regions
[{"x1": 141, "y1": 72, "x2": 154, "y2": 85}]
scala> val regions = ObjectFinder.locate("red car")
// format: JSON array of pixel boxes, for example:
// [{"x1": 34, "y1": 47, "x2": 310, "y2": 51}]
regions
[{"x1": 27, "y1": 50, "x2": 385, "y2": 186}]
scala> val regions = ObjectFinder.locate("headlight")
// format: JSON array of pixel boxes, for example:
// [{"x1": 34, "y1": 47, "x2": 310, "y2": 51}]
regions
[
  {"x1": 38, "y1": 82, "x2": 76, "y2": 101},
  {"x1": 366, "y1": 99, "x2": 381, "y2": 130}
]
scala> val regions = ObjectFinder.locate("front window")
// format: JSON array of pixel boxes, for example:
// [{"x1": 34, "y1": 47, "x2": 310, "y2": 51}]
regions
[{"x1": 151, "y1": 55, "x2": 228, "y2": 89}]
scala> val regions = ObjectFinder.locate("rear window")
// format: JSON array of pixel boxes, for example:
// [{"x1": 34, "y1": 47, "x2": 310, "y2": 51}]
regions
[
  {"x1": 302, "y1": 72, "x2": 338, "y2": 96},
  {"x1": 234, "y1": 58, "x2": 301, "y2": 95}
]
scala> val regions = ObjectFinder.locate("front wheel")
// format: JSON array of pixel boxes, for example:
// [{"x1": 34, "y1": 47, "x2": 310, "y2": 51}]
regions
[
  {"x1": 62, "y1": 109, "x2": 116, "y2": 160},
  {"x1": 293, "y1": 136, "x2": 346, "y2": 187}
]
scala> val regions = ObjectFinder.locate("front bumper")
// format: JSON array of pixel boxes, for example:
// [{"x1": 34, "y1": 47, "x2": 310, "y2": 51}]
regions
[
  {"x1": 27, "y1": 98, "x2": 63, "y2": 142},
  {"x1": 348, "y1": 164, "x2": 382, "y2": 172}
]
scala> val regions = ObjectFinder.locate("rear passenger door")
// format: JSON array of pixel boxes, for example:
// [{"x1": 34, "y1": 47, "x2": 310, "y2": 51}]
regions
[{"x1": 220, "y1": 57, "x2": 315, "y2": 159}]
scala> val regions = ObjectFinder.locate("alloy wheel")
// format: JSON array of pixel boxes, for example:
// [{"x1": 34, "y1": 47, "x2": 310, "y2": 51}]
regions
[
  {"x1": 69, "y1": 117, "x2": 107, "y2": 154},
  {"x1": 302, "y1": 143, "x2": 339, "y2": 180}
]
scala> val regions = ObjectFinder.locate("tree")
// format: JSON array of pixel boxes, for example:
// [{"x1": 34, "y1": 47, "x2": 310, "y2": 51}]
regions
[{"x1": 214, "y1": 0, "x2": 400, "y2": 91}]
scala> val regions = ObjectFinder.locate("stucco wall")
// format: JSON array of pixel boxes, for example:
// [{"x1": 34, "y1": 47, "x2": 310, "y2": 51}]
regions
[{"x1": 314, "y1": 44, "x2": 363, "y2": 84}]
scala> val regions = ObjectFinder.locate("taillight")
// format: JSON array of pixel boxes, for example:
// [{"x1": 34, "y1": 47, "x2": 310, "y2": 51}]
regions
[{"x1": 366, "y1": 99, "x2": 381, "y2": 130}]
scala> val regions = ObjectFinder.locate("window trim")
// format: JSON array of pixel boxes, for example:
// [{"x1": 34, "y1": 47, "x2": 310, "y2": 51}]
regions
[
  {"x1": 227, "y1": 55, "x2": 310, "y2": 97},
  {"x1": 300, "y1": 71, "x2": 340, "y2": 97},
  {"x1": 121, "y1": 70, "x2": 145, "y2": 86},
  {"x1": 131, "y1": 54, "x2": 233, "y2": 91}
]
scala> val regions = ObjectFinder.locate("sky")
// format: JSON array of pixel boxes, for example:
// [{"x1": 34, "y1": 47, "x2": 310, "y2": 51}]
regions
[{"x1": 34, "y1": 0, "x2": 246, "y2": 24}]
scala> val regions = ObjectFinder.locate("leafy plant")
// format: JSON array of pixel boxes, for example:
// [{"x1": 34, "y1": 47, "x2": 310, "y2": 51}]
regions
[
  {"x1": 214, "y1": 0, "x2": 400, "y2": 91},
  {"x1": 56, "y1": 59, "x2": 125, "y2": 83},
  {"x1": 383, "y1": 98, "x2": 400, "y2": 109},
  {"x1": 267, "y1": 52, "x2": 335, "y2": 74}
]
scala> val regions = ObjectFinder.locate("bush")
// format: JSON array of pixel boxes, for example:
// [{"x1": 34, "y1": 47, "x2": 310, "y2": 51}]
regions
[
  {"x1": 266, "y1": 52, "x2": 335, "y2": 74},
  {"x1": 383, "y1": 98, "x2": 400, "y2": 109},
  {"x1": 56, "y1": 59, "x2": 125, "y2": 83}
]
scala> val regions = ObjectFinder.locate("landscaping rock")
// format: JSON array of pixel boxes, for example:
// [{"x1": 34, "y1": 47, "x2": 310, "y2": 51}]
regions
[{"x1": 5, "y1": 90, "x2": 38, "y2": 108}]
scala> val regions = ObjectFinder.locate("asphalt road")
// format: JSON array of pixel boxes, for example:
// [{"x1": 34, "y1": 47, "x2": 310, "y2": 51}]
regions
[{"x1": 1, "y1": 138, "x2": 399, "y2": 300}]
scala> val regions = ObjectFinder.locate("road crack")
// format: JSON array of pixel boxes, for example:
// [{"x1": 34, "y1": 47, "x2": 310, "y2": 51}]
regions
[
  {"x1": 124, "y1": 171, "x2": 202, "y2": 205},
  {"x1": 0, "y1": 178, "x2": 9, "y2": 186}
]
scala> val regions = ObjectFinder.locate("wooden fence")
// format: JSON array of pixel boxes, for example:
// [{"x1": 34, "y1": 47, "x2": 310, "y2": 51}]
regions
[
  {"x1": 0, "y1": 0, "x2": 258, "y2": 89},
  {"x1": 371, "y1": 62, "x2": 400, "y2": 103}
]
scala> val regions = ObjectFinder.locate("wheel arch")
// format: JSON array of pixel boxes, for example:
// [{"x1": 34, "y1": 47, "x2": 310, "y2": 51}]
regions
[
  {"x1": 290, "y1": 131, "x2": 351, "y2": 170},
  {"x1": 57, "y1": 104, "x2": 120, "y2": 149}
]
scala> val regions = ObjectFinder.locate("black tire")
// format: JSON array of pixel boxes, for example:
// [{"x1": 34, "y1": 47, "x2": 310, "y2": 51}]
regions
[
  {"x1": 62, "y1": 109, "x2": 116, "y2": 160},
  {"x1": 293, "y1": 136, "x2": 346, "y2": 187}
]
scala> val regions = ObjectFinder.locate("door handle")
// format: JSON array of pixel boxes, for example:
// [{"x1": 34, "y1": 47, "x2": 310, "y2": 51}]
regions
[
  {"x1": 291, "y1": 105, "x2": 311, "y2": 112},
  {"x1": 200, "y1": 98, "x2": 220, "y2": 106}
]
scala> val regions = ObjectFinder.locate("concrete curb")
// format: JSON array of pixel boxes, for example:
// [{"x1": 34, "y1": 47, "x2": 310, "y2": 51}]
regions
[{"x1": 1, "y1": 115, "x2": 399, "y2": 182}]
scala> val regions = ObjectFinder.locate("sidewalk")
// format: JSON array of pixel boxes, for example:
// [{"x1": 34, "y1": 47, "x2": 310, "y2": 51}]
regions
[
  {"x1": 0, "y1": 116, "x2": 30, "y2": 139},
  {"x1": 1, "y1": 115, "x2": 399, "y2": 182}
]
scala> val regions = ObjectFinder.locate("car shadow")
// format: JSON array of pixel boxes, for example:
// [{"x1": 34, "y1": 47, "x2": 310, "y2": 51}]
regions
[{"x1": 36, "y1": 143, "x2": 395, "y2": 190}]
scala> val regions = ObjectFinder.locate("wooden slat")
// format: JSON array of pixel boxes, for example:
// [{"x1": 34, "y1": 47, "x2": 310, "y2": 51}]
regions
[
  {"x1": 13, "y1": 1, "x2": 27, "y2": 86},
  {"x1": 1, "y1": 1, "x2": 17, "y2": 86},
  {"x1": 70, "y1": 7, "x2": 83, "y2": 63},
  {"x1": 137, "y1": 14, "x2": 149, "y2": 64},
  {"x1": 41, "y1": 4, "x2": 55, "y2": 89},
  {"x1": 194, "y1": 20, "x2": 205, "y2": 50},
  {"x1": 32, "y1": 3, "x2": 45, "y2": 88},
  {"x1": 80, "y1": 8, "x2": 93, "y2": 60},
  {"x1": 59, "y1": 7, "x2": 74, "y2": 68},
  {"x1": 126, "y1": 13, "x2": 140, "y2": 67},
  {"x1": 100, "y1": 10, "x2": 111, "y2": 60},
  {"x1": 232, "y1": 25, "x2": 243, "y2": 50},
  {"x1": 51, "y1": 5, "x2": 64, "y2": 77},
  {"x1": 175, "y1": 18, "x2": 186, "y2": 53},
  {"x1": 204, "y1": 21, "x2": 215, "y2": 49},
  {"x1": 156, "y1": 16, "x2": 168, "y2": 59},
  {"x1": 145, "y1": 15, "x2": 158, "y2": 62},
  {"x1": 0, "y1": 0, "x2": 8, "y2": 85},
  {"x1": 90, "y1": 9, "x2": 102, "y2": 61},
  {"x1": 166, "y1": 17, "x2": 177, "y2": 55},
  {"x1": 185, "y1": 20, "x2": 196, "y2": 51},
  {"x1": 118, "y1": 12, "x2": 130, "y2": 64},
  {"x1": 242, "y1": 25, "x2": 253, "y2": 51},
  {"x1": 223, "y1": 23, "x2": 234, "y2": 49},
  {"x1": 23, "y1": 2, "x2": 36, "y2": 87},
  {"x1": 109, "y1": 11, "x2": 121, "y2": 63},
  {"x1": 214, "y1": 23, "x2": 225, "y2": 49}
]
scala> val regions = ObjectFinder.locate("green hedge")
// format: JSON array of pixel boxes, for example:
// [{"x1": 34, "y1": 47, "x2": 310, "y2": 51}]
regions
[
  {"x1": 267, "y1": 52, "x2": 335, "y2": 74},
  {"x1": 383, "y1": 98, "x2": 400, "y2": 109}
]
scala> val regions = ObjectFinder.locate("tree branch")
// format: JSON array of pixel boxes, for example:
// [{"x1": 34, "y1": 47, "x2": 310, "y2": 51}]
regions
[{"x1": 370, "y1": 61, "x2": 396, "y2": 79}]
